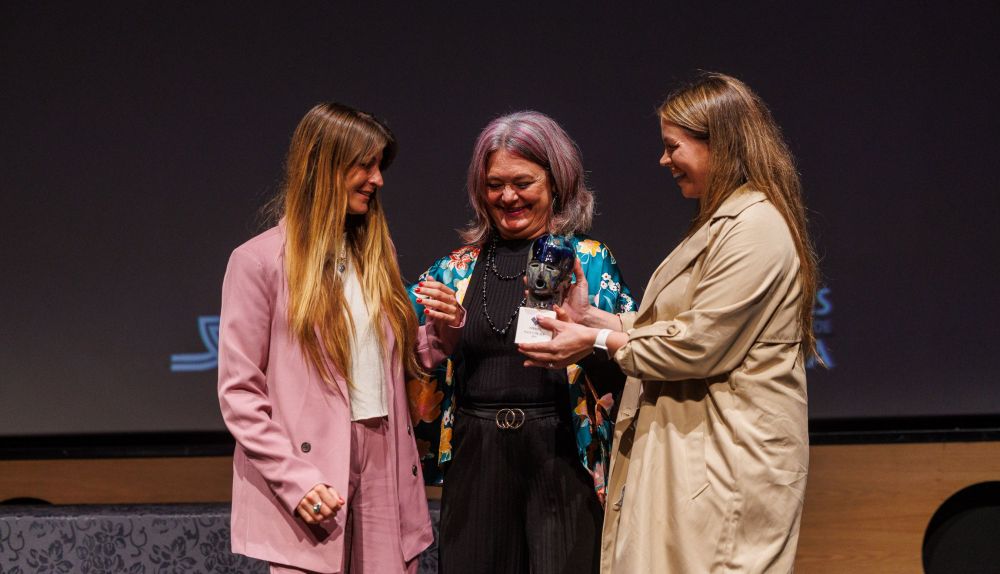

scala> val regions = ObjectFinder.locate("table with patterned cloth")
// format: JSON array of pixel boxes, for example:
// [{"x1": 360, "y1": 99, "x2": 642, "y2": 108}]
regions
[{"x1": 0, "y1": 502, "x2": 440, "y2": 573}]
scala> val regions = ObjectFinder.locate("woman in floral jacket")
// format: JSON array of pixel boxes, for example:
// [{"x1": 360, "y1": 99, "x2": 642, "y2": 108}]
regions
[{"x1": 406, "y1": 111, "x2": 634, "y2": 574}]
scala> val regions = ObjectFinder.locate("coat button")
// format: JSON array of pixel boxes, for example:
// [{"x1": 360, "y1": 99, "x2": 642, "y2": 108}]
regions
[
  {"x1": 411, "y1": 465, "x2": 418, "y2": 477},
  {"x1": 666, "y1": 324, "x2": 680, "y2": 337},
  {"x1": 406, "y1": 424, "x2": 412, "y2": 436},
  {"x1": 301, "y1": 442, "x2": 311, "y2": 453}
]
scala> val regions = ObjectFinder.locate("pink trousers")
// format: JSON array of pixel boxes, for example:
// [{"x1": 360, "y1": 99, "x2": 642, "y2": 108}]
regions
[{"x1": 270, "y1": 417, "x2": 419, "y2": 574}]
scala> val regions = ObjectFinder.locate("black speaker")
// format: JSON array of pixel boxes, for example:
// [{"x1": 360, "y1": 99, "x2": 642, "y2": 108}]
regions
[{"x1": 923, "y1": 481, "x2": 1000, "y2": 573}]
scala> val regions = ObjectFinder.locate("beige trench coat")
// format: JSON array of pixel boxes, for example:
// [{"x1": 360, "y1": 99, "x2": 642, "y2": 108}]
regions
[{"x1": 601, "y1": 189, "x2": 808, "y2": 573}]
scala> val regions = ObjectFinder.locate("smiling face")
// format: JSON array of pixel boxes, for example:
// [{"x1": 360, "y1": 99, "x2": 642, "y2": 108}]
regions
[
  {"x1": 660, "y1": 120, "x2": 711, "y2": 199},
  {"x1": 484, "y1": 149, "x2": 553, "y2": 240},
  {"x1": 344, "y1": 152, "x2": 384, "y2": 215}
]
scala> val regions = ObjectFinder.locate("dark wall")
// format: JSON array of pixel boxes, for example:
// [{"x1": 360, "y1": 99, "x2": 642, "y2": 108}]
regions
[{"x1": 2, "y1": 1, "x2": 998, "y2": 436}]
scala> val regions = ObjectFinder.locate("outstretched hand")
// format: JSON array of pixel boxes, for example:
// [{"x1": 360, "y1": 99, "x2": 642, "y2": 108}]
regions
[{"x1": 518, "y1": 310, "x2": 596, "y2": 369}]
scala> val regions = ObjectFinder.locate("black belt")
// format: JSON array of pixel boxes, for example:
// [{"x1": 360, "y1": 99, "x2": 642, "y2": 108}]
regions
[{"x1": 458, "y1": 403, "x2": 559, "y2": 430}]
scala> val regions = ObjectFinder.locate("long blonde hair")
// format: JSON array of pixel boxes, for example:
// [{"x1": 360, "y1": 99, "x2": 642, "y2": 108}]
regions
[
  {"x1": 275, "y1": 102, "x2": 422, "y2": 386},
  {"x1": 659, "y1": 72, "x2": 821, "y2": 360}
]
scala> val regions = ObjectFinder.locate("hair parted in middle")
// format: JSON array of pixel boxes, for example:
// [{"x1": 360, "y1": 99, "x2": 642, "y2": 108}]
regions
[
  {"x1": 275, "y1": 101, "x2": 422, "y2": 387},
  {"x1": 461, "y1": 111, "x2": 594, "y2": 245}
]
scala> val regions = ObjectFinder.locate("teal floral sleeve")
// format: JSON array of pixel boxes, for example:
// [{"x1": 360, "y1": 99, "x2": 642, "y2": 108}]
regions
[
  {"x1": 573, "y1": 236, "x2": 635, "y2": 314},
  {"x1": 565, "y1": 235, "x2": 634, "y2": 504},
  {"x1": 406, "y1": 246, "x2": 479, "y2": 486}
]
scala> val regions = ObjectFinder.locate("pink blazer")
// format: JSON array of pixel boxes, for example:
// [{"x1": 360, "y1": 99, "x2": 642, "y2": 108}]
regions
[{"x1": 217, "y1": 224, "x2": 459, "y2": 572}]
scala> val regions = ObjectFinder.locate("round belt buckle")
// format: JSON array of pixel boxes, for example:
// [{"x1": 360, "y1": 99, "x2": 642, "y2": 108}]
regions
[{"x1": 495, "y1": 408, "x2": 525, "y2": 429}]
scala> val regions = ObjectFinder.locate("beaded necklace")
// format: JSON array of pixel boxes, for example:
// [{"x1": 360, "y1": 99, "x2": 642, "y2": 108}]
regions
[{"x1": 480, "y1": 236, "x2": 527, "y2": 336}]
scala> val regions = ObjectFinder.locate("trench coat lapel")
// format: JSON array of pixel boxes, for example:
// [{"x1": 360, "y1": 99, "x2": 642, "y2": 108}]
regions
[
  {"x1": 634, "y1": 223, "x2": 710, "y2": 323},
  {"x1": 633, "y1": 188, "x2": 767, "y2": 324}
]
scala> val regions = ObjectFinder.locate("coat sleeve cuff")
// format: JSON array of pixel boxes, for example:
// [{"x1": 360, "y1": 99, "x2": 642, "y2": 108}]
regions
[
  {"x1": 618, "y1": 311, "x2": 637, "y2": 331},
  {"x1": 613, "y1": 320, "x2": 687, "y2": 379},
  {"x1": 613, "y1": 342, "x2": 636, "y2": 378}
]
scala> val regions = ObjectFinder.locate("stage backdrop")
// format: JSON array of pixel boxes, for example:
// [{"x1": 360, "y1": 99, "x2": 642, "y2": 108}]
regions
[{"x1": 2, "y1": 1, "x2": 998, "y2": 437}]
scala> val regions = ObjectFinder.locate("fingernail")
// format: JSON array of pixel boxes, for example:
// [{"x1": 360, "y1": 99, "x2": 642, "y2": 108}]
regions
[
  {"x1": 416, "y1": 298, "x2": 422, "y2": 303},
  {"x1": 423, "y1": 309, "x2": 429, "y2": 314},
  {"x1": 415, "y1": 287, "x2": 421, "y2": 293}
]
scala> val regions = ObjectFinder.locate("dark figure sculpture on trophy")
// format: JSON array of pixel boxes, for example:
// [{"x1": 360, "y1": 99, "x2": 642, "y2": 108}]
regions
[{"x1": 515, "y1": 234, "x2": 575, "y2": 343}]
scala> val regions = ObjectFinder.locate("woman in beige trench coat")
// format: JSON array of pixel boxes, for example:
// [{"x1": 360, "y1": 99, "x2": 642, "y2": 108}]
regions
[{"x1": 520, "y1": 72, "x2": 821, "y2": 573}]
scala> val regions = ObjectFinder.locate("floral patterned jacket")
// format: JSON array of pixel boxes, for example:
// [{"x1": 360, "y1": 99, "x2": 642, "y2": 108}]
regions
[{"x1": 406, "y1": 235, "x2": 635, "y2": 504}]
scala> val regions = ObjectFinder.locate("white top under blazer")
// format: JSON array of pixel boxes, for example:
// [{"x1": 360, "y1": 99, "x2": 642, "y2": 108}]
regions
[{"x1": 341, "y1": 256, "x2": 388, "y2": 421}]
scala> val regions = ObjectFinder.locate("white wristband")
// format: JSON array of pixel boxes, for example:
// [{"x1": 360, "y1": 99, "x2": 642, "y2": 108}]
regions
[{"x1": 594, "y1": 328, "x2": 612, "y2": 350}]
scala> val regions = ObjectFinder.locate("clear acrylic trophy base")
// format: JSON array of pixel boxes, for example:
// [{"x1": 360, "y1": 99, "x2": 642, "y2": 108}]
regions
[{"x1": 514, "y1": 307, "x2": 557, "y2": 343}]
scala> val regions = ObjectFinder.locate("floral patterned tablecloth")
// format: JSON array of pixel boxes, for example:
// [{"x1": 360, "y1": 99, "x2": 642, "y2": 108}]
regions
[{"x1": 0, "y1": 502, "x2": 440, "y2": 573}]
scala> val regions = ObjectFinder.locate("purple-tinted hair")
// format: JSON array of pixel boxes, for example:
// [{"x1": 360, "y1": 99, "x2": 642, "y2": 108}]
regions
[{"x1": 460, "y1": 111, "x2": 594, "y2": 245}]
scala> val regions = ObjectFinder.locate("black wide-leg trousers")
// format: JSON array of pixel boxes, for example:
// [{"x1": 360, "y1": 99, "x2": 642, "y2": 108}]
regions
[{"x1": 439, "y1": 407, "x2": 602, "y2": 574}]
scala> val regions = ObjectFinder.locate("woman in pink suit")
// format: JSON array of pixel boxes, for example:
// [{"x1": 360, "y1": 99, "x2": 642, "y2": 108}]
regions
[{"x1": 218, "y1": 102, "x2": 464, "y2": 574}]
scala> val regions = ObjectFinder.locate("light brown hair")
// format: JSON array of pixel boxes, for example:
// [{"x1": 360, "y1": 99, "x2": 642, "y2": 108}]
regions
[
  {"x1": 275, "y1": 102, "x2": 422, "y2": 385},
  {"x1": 659, "y1": 72, "x2": 821, "y2": 360}
]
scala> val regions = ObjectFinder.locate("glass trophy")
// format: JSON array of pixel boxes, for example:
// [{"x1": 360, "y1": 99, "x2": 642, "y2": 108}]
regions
[{"x1": 514, "y1": 234, "x2": 575, "y2": 343}]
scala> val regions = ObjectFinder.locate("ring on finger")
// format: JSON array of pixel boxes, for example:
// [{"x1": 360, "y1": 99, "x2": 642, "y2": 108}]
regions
[{"x1": 312, "y1": 502, "x2": 322, "y2": 514}]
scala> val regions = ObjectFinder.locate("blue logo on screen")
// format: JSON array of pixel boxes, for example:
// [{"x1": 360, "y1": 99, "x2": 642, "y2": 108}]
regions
[
  {"x1": 170, "y1": 290, "x2": 836, "y2": 372},
  {"x1": 808, "y1": 287, "x2": 834, "y2": 369},
  {"x1": 170, "y1": 315, "x2": 220, "y2": 372}
]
